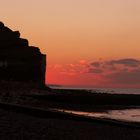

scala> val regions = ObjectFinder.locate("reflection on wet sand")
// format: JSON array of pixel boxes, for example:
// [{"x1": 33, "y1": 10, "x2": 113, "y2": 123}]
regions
[{"x1": 56, "y1": 108, "x2": 140, "y2": 123}]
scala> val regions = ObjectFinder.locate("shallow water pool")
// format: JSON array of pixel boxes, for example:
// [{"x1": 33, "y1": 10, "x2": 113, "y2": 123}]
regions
[{"x1": 56, "y1": 108, "x2": 140, "y2": 123}]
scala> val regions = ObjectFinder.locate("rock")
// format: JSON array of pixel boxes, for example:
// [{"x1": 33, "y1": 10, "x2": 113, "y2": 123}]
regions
[
  {"x1": 0, "y1": 22, "x2": 46, "y2": 86},
  {"x1": 0, "y1": 22, "x2": 4, "y2": 28}
]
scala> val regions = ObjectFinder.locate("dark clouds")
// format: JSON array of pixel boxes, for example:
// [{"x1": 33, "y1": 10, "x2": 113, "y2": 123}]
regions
[
  {"x1": 106, "y1": 58, "x2": 140, "y2": 67},
  {"x1": 87, "y1": 58, "x2": 140, "y2": 85},
  {"x1": 88, "y1": 58, "x2": 140, "y2": 73},
  {"x1": 52, "y1": 58, "x2": 140, "y2": 86},
  {"x1": 90, "y1": 62, "x2": 101, "y2": 67},
  {"x1": 88, "y1": 68, "x2": 103, "y2": 74}
]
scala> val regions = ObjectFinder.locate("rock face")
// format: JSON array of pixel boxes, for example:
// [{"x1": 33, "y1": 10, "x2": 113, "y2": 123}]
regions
[{"x1": 0, "y1": 22, "x2": 46, "y2": 85}]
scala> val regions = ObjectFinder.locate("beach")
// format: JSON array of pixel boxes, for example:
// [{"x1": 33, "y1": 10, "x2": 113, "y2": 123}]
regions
[
  {"x1": 0, "y1": 83, "x2": 140, "y2": 139},
  {"x1": 0, "y1": 108, "x2": 140, "y2": 140}
]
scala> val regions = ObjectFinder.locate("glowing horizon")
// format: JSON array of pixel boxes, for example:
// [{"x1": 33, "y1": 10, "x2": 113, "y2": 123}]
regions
[{"x1": 1, "y1": 0, "x2": 140, "y2": 88}]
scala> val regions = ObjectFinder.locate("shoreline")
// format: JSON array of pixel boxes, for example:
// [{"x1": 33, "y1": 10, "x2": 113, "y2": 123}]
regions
[
  {"x1": 25, "y1": 88, "x2": 140, "y2": 112},
  {"x1": 0, "y1": 101, "x2": 139, "y2": 128},
  {"x1": 0, "y1": 86, "x2": 140, "y2": 123},
  {"x1": 0, "y1": 103, "x2": 139, "y2": 140},
  {"x1": 0, "y1": 85, "x2": 140, "y2": 139}
]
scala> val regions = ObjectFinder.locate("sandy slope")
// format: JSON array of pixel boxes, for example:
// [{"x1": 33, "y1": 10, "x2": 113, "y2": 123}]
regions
[{"x1": 0, "y1": 108, "x2": 139, "y2": 140}]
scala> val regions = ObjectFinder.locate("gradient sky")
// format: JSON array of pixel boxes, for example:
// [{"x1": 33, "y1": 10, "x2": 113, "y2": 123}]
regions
[{"x1": 1, "y1": 0, "x2": 140, "y2": 88}]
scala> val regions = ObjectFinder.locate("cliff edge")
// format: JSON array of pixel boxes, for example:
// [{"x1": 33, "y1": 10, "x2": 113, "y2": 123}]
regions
[{"x1": 0, "y1": 22, "x2": 46, "y2": 86}]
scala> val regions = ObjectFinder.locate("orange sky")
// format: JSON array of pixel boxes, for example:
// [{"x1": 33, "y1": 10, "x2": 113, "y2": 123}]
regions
[{"x1": 1, "y1": 0, "x2": 140, "y2": 88}]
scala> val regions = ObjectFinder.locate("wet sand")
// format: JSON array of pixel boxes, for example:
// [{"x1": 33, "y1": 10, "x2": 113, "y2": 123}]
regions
[
  {"x1": 24, "y1": 88, "x2": 140, "y2": 113},
  {"x1": 0, "y1": 108, "x2": 140, "y2": 140},
  {"x1": 0, "y1": 83, "x2": 139, "y2": 139}
]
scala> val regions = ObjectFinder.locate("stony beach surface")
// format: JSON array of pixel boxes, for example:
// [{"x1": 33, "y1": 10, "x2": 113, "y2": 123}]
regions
[
  {"x1": 0, "y1": 108, "x2": 140, "y2": 140},
  {"x1": 0, "y1": 82, "x2": 140, "y2": 140}
]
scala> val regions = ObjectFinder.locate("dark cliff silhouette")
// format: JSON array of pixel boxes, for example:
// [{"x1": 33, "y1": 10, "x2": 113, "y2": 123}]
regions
[{"x1": 0, "y1": 22, "x2": 46, "y2": 85}]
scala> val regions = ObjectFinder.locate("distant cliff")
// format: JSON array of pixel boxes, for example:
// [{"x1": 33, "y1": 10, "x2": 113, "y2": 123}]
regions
[{"x1": 0, "y1": 22, "x2": 46, "y2": 85}]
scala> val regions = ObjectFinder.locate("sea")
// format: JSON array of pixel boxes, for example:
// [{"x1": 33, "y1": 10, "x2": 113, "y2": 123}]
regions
[
  {"x1": 52, "y1": 86, "x2": 140, "y2": 123},
  {"x1": 54, "y1": 86, "x2": 140, "y2": 95},
  {"x1": 90, "y1": 88, "x2": 140, "y2": 95}
]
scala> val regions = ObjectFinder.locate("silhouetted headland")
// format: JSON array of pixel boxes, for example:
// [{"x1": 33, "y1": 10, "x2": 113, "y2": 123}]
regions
[{"x1": 0, "y1": 22, "x2": 46, "y2": 87}]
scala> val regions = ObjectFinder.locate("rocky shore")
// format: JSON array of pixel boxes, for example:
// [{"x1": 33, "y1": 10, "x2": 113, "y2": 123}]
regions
[
  {"x1": 0, "y1": 82, "x2": 140, "y2": 139},
  {"x1": 0, "y1": 107, "x2": 140, "y2": 140}
]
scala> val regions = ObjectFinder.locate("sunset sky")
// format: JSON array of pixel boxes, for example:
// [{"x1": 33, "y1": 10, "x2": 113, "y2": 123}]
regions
[{"x1": 0, "y1": 0, "x2": 140, "y2": 88}]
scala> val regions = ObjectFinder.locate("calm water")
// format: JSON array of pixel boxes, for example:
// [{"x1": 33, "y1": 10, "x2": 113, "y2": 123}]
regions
[
  {"x1": 56, "y1": 108, "x2": 140, "y2": 123},
  {"x1": 91, "y1": 88, "x2": 140, "y2": 95},
  {"x1": 51, "y1": 86, "x2": 140, "y2": 122},
  {"x1": 53, "y1": 86, "x2": 140, "y2": 95}
]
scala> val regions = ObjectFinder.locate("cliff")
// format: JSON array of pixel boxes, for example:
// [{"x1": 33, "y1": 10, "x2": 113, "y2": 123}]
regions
[{"x1": 0, "y1": 22, "x2": 46, "y2": 85}]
